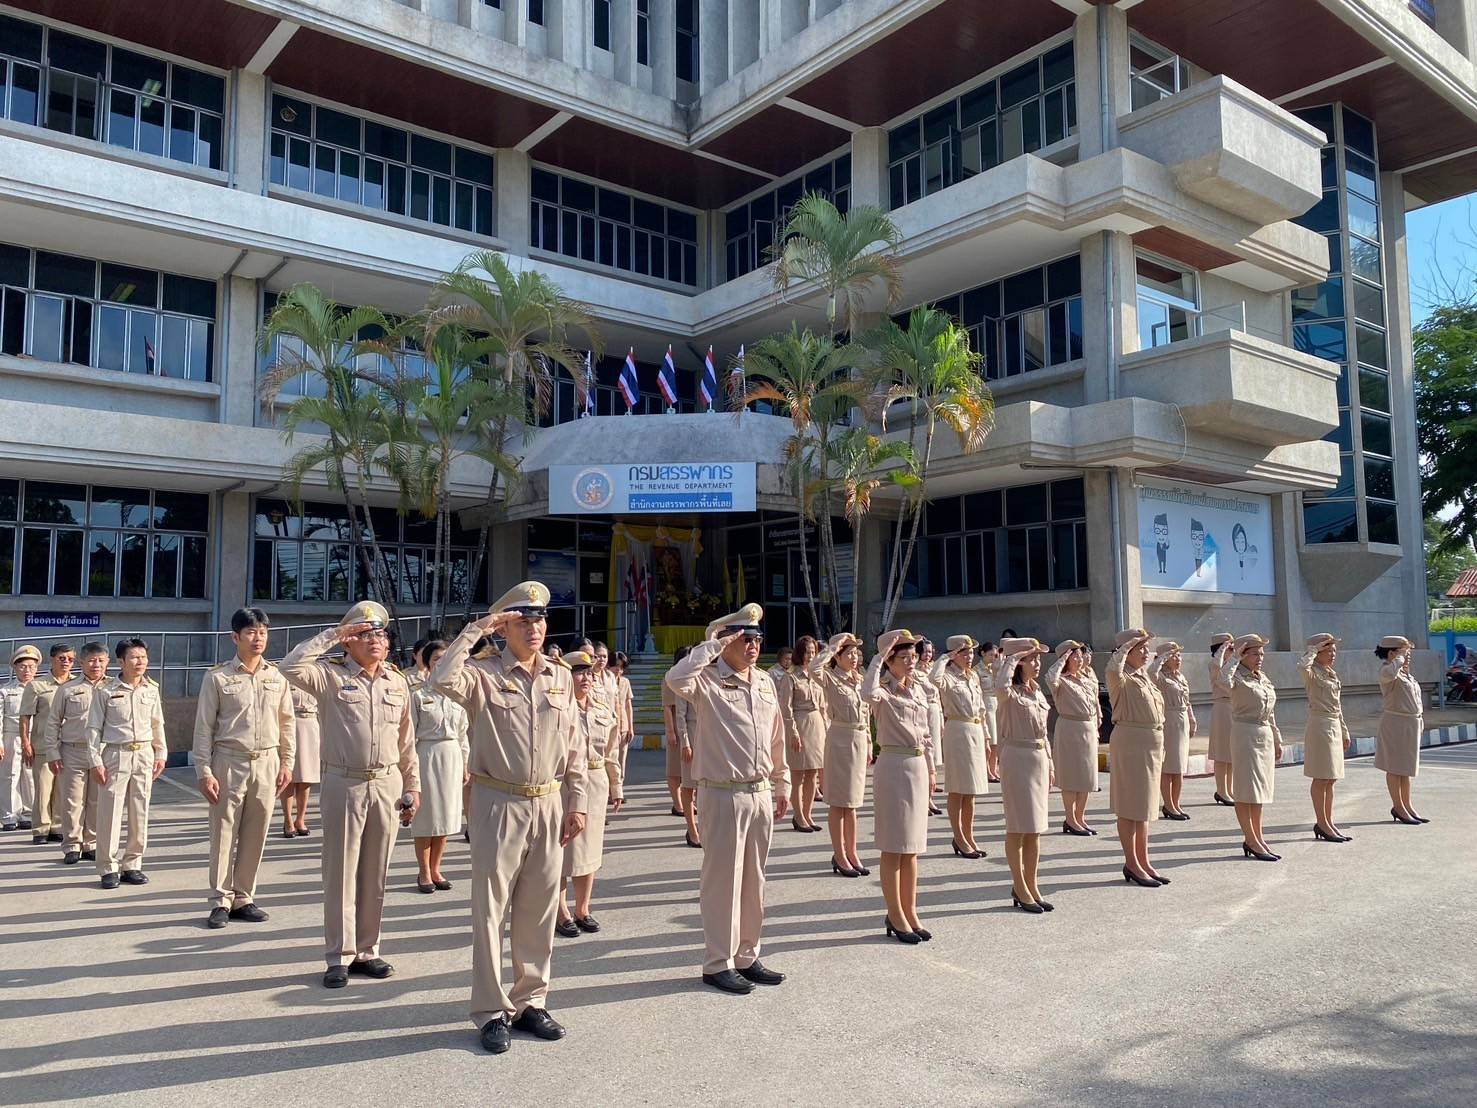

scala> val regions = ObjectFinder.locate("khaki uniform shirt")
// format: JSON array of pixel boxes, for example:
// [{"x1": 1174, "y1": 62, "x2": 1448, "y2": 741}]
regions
[
  {"x1": 430, "y1": 625, "x2": 586, "y2": 813},
  {"x1": 1105, "y1": 648, "x2": 1166, "y2": 728},
  {"x1": 280, "y1": 628, "x2": 418, "y2": 791},
  {"x1": 576, "y1": 695, "x2": 623, "y2": 801},
  {"x1": 809, "y1": 654, "x2": 868, "y2": 730},
  {"x1": 87, "y1": 676, "x2": 167, "y2": 767},
  {"x1": 192, "y1": 658, "x2": 297, "y2": 779},
  {"x1": 860, "y1": 659, "x2": 931, "y2": 752},
  {"x1": 1379, "y1": 656, "x2": 1422, "y2": 716},
  {"x1": 1150, "y1": 662, "x2": 1197, "y2": 732},
  {"x1": 1222, "y1": 658, "x2": 1283, "y2": 740},
  {"x1": 409, "y1": 674, "x2": 471, "y2": 759},
  {"x1": 41, "y1": 675, "x2": 108, "y2": 762},
  {"x1": 931, "y1": 659, "x2": 988, "y2": 724},
  {"x1": 20, "y1": 674, "x2": 66, "y2": 747},
  {"x1": 0, "y1": 679, "x2": 26, "y2": 739},
  {"x1": 666, "y1": 639, "x2": 787, "y2": 789}
]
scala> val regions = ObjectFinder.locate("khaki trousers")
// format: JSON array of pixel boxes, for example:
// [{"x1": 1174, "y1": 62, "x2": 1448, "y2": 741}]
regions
[
  {"x1": 58, "y1": 743, "x2": 96, "y2": 851},
  {"x1": 207, "y1": 750, "x2": 279, "y2": 910},
  {"x1": 468, "y1": 786, "x2": 562, "y2": 1027},
  {"x1": 31, "y1": 754, "x2": 59, "y2": 835},
  {"x1": 697, "y1": 786, "x2": 773, "y2": 976},
  {"x1": 1, "y1": 732, "x2": 33, "y2": 821},
  {"x1": 320, "y1": 769, "x2": 400, "y2": 967},
  {"x1": 96, "y1": 745, "x2": 153, "y2": 875}
]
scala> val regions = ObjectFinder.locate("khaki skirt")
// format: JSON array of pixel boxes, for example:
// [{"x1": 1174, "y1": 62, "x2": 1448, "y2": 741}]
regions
[
  {"x1": 824, "y1": 722, "x2": 870, "y2": 809},
  {"x1": 942, "y1": 720, "x2": 990, "y2": 796},
  {"x1": 786, "y1": 708, "x2": 827, "y2": 772},
  {"x1": 872, "y1": 749, "x2": 929, "y2": 854},
  {"x1": 999, "y1": 742, "x2": 1050, "y2": 834},
  {"x1": 291, "y1": 715, "x2": 321, "y2": 785},
  {"x1": 1208, "y1": 698, "x2": 1232, "y2": 763},
  {"x1": 1109, "y1": 723, "x2": 1165, "y2": 822},
  {"x1": 409, "y1": 739, "x2": 464, "y2": 838},
  {"x1": 1375, "y1": 712, "x2": 1422, "y2": 777},
  {"x1": 563, "y1": 765, "x2": 610, "y2": 879},
  {"x1": 665, "y1": 734, "x2": 683, "y2": 779},
  {"x1": 1230, "y1": 719, "x2": 1276, "y2": 804},
  {"x1": 1052, "y1": 718, "x2": 1099, "y2": 793},
  {"x1": 1303, "y1": 715, "x2": 1345, "y2": 780},
  {"x1": 1162, "y1": 711, "x2": 1192, "y2": 776}
]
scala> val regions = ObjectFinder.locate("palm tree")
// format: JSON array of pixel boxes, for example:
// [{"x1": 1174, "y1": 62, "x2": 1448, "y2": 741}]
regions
[
  {"x1": 731, "y1": 325, "x2": 868, "y2": 637},
  {"x1": 866, "y1": 307, "x2": 995, "y2": 628},
  {"x1": 381, "y1": 321, "x2": 524, "y2": 628},
  {"x1": 771, "y1": 193, "x2": 903, "y2": 336},
  {"x1": 821, "y1": 427, "x2": 918, "y2": 635},
  {"x1": 257, "y1": 284, "x2": 404, "y2": 622},
  {"x1": 428, "y1": 251, "x2": 601, "y2": 621}
]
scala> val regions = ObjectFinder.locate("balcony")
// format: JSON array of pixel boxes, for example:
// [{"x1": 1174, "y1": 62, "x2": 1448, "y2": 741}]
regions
[
  {"x1": 1117, "y1": 329, "x2": 1340, "y2": 447},
  {"x1": 1116, "y1": 76, "x2": 1324, "y2": 227}
]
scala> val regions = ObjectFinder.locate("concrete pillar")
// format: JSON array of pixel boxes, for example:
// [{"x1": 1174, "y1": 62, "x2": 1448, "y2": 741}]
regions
[
  {"x1": 221, "y1": 275, "x2": 261, "y2": 428},
  {"x1": 1084, "y1": 471, "x2": 1117, "y2": 647},
  {"x1": 231, "y1": 70, "x2": 269, "y2": 194},
  {"x1": 1381, "y1": 170, "x2": 1430, "y2": 646},
  {"x1": 699, "y1": 0, "x2": 728, "y2": 95},
  {"x1": 854, "y1": 514, "x2": 890, "y2": 638},
  {"x1": 849, "y1": 127, "x2": 887, "y2": 211},
  {"x1": 653, "y1": 0, "x2": 677, "y2": 100},
  {"x1": 1079, "y1": 230, "x2": 1138, "y2": 406},
  {"x1": 1072, "y1": 4, "x2": 1131, "y2": 158},
  {"x1": 216, "y1": 490, "x2": 253, "y2": 620},
  {"x1": 497, "y1": 147, "x2": 531, "y2": 254},
  {"x1": 1270, "y1": 493, "x2": 1303, "y2": 652},
  {"x1": 730, "y1": 0, "x2": 760, "y2": 75},
  {"x1": 554, "y1": 0, "x2": 583, "y2": 67},
  {"x1": 612, "y1": 0, "x2": 634, "y2": 84},
  {"x1": 489, "y1": 520, "x2": 528, "y2": 598},
  {"x1": 1435, "y1": 0, "x2": 1477, "y2": 61}
]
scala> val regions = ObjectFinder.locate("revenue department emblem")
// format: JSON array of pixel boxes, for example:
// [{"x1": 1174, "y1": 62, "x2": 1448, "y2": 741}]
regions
[{"x1": 572, "y1": 467, "x2": 615, "y2": 511}]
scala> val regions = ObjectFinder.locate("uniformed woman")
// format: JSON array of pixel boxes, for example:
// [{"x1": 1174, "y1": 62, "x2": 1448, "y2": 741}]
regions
[
  {"x1": 280, "y1": 686, "x2": 320, "y2": 838},
  {"x1": 1300, "y1": 633, "x2": 1351, "y2": 842},
  {"x1": 862, "y1": 629, "x2": 934, "y2": 943},
  {"x1": 778, "y1": 636, "x2": 826, "y2": 833},
  {"x1": 1220, "y1": 633, "x2": 1283, "y2": 860},
  {"x1": 810, "y1": 633, "x2": 870, "y2": 877},
  {"x1": 611, "y1": 652, "x2": 635, "y2": 786},
  {"x1": 914, "y1": 639, "x2": 944, "y2": 815},
  {"x1": 976, "y1": 641, "x2": 1002, "y2": 783},
  {"x1": 930, "y1": 635, "x2": 990, "y2": 858},
  {"x1": 1376, "y1": 635, "x2": 1426, "y2": 825},
  {"x1": 556, "y1": 651, "x2": 624, "y2": 936},
  {"x1": 1106, "y1": 630, "x2": 1168, "y2": 887},
  {"x1": 410, "y1": 640, "x2": 470, "y2": 893},
  {"x1": 1208, "y1": 632, "x2": 1236, "y2": 806},
  {"x1": 1150, "y1": 642, "x2": 1195, "y2": 821},
  {"x1": 1044, "y1": 640, "x2": 1100, "y2": 837},
  {"x1": 991, "y1": 638, "x2": 1055, "y2": 913},
  {"x1": 663, "y1": 646, "x2": 689, "y2": 816}
]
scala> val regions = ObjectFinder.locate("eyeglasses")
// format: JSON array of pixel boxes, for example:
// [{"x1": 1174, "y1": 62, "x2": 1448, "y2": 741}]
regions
[
  {"x1": 740, "y1": 634, "x2": 764, "y2": 644},
  {"x1": 357, "y1": 629, "x2": 390, "y2": 641}
]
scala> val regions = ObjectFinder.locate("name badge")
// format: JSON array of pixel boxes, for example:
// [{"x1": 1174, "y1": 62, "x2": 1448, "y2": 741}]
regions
[{"x1": 342, "y1": 684, "x2": 360, "y2": 693}]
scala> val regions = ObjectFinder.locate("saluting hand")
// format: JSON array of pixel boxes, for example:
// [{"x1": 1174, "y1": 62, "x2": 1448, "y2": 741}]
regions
[
  {"x1": 559, "y1": 811, "x2": 586, "y2": 846},
  {"x1": 337, "y1": 620, "x2": 376, "y2": 644},
  {"x1": 471, "y1": 611, "x2": 513, "y2": 635},
  {"x1": 200, "y1": 776, "x2": 221, "y2": 804}
]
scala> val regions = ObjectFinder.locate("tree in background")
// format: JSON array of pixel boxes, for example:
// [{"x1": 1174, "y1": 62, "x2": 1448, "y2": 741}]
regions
[
  {"x1": 1425, "y1": 515, "x2": 1477, "y2": 604},
  {"x1": 1414, "y1": 302, "x2": 1477, "y2": 551},
  {"x1": 822, "y1": 427, "x2": 918, "y2": 636}
]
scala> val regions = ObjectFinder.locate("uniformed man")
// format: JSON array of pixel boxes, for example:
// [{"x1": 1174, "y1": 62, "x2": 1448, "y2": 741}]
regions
[
  {"x1": 666, "y1": 602, "x2": 789, "y2": 995},
  {"x1": 43, "y1": 642, "x2": 109, "y2": 863},
  {"x1": 20, "y1": 644, "x2": 74, "y2": 845},
  {"x1": 1, "y1": 645, "x2": 41, "y2": 833},
  {"x1": 431, "y1": 581, "x2": 587, "y2": 1056},
  {"x1": 88, "y1": 638, "x2": 167, "y2": 889},
  {"x1": 194, "y1": 608, "x2": 296, "y2": 929},
  {"x1": 280, "y1": 601, "x2": 419, "y2": 989},
  {"x1": 767, "y1": 646, "x2": 794, "y2": 686}
]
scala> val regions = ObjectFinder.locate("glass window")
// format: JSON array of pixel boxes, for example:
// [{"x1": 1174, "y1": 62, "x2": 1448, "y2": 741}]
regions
[
  {"x1": 1293, "y1": 322, "x2": 1346, "y2": 362},
  {"x1": 1360, "y1": 412, "x2": 1392, "y2": 457},
  {"x1": 1358, "y1": 366, "x2": 1389, "y2": 414},
  {"x1": 88, "y1": 530, "x2": 116, "y2": 596},
  {"x1": 1364, "y1": 456, "x2": 1395, "y2": 501},
  {"x1": 1349, "y1": 236, "x2": 1381, "y2": 284},
  {"x1": 1303, "y1": 501, "x2": 1359, "y2": 544},
  {"x1": 1366, "y1": 500, "x2": 1399, "y2": 545},
  {"x1": 1006, "y1": 484, "x2": 1048, "y2": 526},
  {"x1": 23, "y1": 481, "x2": 85, "y2": 525},
  {"x1": 1291, "y1": 279, "x2": 1343, "y2": 323},
  {"x1": 20, "y1": 528, "x2": 50, "y2": 593}
]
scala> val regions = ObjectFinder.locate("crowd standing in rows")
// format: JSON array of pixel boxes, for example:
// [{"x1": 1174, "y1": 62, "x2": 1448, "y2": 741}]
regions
[{"x1": 0, "y1": 586, "x2": 1433, "y2": 1056}]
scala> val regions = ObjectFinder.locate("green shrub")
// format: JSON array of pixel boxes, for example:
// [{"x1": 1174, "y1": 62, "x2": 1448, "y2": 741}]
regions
[{"x1": 1430, "y1": 617, "x2": 1477, "y2": 634}]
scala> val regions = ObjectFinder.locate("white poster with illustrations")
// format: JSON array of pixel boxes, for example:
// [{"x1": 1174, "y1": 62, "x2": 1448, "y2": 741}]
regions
[{"x1": 1137, "y1": 479, "x2": 1274, "y2": 595}]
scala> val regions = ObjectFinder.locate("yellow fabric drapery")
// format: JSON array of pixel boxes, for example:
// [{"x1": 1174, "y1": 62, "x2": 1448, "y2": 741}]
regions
[{"x1": 652, "y1": 625, "x2": 707, "y2": 654}]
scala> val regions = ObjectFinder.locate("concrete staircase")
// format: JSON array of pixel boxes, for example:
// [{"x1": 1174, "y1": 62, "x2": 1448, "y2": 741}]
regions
[{"x1": 625, "y1": 652, "x2": 780, "y2": 749}]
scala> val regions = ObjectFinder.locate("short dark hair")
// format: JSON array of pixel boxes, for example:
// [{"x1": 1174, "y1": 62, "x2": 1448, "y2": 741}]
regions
[
  {"x1": 416, "y1": 639, "x2": 448, "y2": 668},
  {"x1": 115, "y1": 637, "x2": 148, "y2": 660},
  {"x1": 1001, "y1": 628, "x2": 1018, "y2": 638},
  {"x1": 594, "y1": 641, "x2": 610, "y2": 655},
  {"x1": 980, "y1": 640, "x2": 998, "y2": 654},
  {"x1": 49, "y1": 643, "x2": 75, "y2": 658},
  {"x1": 230, "y1": 607, "x2": 270, "y2": 634},
  {"x1": 793, "y1": 635, "x2": 818, "y2": 661},
  {"x1": 916, "y1": 638, "x2": 933, "y2": 653},
  {"x1": 576, "y1": 638, "x2": 595, "y2": 653},
  {"x1": 80, "y1": 642, "x2": 108, "y2": 659},
  {"x1": 613, "y1": 650, "x2": 629, "y2": 667},
  {"x1": 1375, "y1": 645, "x2": 1393, "y2": 660},
  {"x1": 777, "y1": 645, "x2": 793, "y2": 657},
  {"x1": 674, "y1": 645, "x2": 691, "y2": 663}
]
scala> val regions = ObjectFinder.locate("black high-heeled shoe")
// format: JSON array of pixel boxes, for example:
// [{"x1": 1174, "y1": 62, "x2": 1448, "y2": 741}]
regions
[
  {"x1": 927, "y1": 803, "x2": 943, "y2": 816},
  {"x1": 1161, "y1": 806, "x2": 1190, "y2": 822},
  {"x1": 1012, "y1": 893, "x2": 1044, "y2": 914},
  {"x1": 1035, "y1": 899, "x2": 1055, "y2": 912},
  {"x1": 1313, "y1": 824, "x2": 1345, "y2": 843},
  {"x1": 831, "y1": 857, "x2": 860, "y2": 878},
  {"x1": 913, "y1": 927, "x2": 932, "y2": 941},
  {"x1": 1061, "y1": 821, "x2": 1092, "y2": 837},
  {"x1": 1085, "y1": 826, "x2": 1100, "y2": 836},
  {"x1": 951, "y1": 839, "x2": 985, "y2": 859},
  {"x1": 1241, "y1": 842, "x2": 1278, "y2": 861},
  {"x1": 885, "y1": 917, "x2": 921, "y2": 944},
  {"x1": 1214, "y1": 792, "x2": 1235, "y2": 806},
  {"x1": 685, "y1": 832, "x2": 702, "y2": 849},
  {"x1": 1150, "y1": 874, "x2": 1170, "y2": 885},
  {"x1": 853, "y1": 863, "x2": 871, "y2": 876},
  {"x1": 669, "y1": 806, "x2": 684, "y2": 817},
  {"x1": 1122, "y1": 866, "x2": 1159, "y2": 887},
  {"x1": 1390, "y1": 807, "x2": 1422, "y2": 826},
  {"x1": 1413, "y1": 813, "x2": 1431, "y2": 824}
]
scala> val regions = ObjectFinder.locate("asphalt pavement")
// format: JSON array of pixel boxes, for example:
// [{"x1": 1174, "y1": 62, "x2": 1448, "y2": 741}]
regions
[{"x1": 2, "y1": 745, "x2": 1475, "y2": 1106}]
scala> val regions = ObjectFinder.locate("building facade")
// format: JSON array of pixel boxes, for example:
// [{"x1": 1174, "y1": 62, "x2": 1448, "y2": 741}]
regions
[{"x1": 2, "y1": 0, "x2": 1475, "y2": 715}]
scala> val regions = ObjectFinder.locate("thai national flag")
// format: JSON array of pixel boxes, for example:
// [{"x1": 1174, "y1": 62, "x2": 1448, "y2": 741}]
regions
[
  {"x1": 700, "y1": 346, "x2": 718, "y2": 410},
  {"x1": 582, "y1": 350, "x2": 595, "y2": 417},
  {"x1": 658, "y1": 345, "x2": 679, "y2": 407},
  {"x1": 619, "y1": 348, "x2": 640, "y2": 411}
]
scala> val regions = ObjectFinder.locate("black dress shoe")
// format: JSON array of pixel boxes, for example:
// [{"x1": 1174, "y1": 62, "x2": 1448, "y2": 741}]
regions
[
  {"x1": 555, "y1": 917, "x2": 580, "y2": 938},
  {"x1": 1214, "y1": 792, "x2": 1235, "y2": 806},
  {"x1": 63, "y1": 851, "x2": 80, "y2": 865},
  {"x1": 0, "y1": 821, "x2": 16, "y2": 832},
  {"x1": 1390, "y1": 807, "x2": 1422, "y2": 826},
  {"x1": 703, "y1": 969, "x2": 755, "y2": 993},
  {"x1": 1035, "y1": 899, "x2": 1055, "y2": 912},
  {"x1": 512, "y1": 1007, "x2": 566, "y2": 1040},
  {"x1": 32, "y1": 834, "x2": 46, "y2": 845},
  {"x1": 670, "y1": 806, "x2": 684, "y2": 817},
  {"x1": 81, "y1": 849, "x2": 96, "y2": 861},
  {"x1": 1012, "y1": 894, "x2": 1044, "y2": 914},
  {"x1": 17, "y1": 818, "x2": 31, "y2": 830},
  {"x1": 927, "y1": 804, "x2": 943, "y2": 816},
  {"x1": 1061, "y1": 821, "x2": 1092, "y2": 837},
  {"x1": 433, "y1": 878, "x2": 453, "y2": 891},
  {"x1": 912, "y1": 927, "x2": 932, "y2": 942},
  {"x1": 229, "y1": 903, "x2": 269, "y2": 922},
  {"x1": 574, "y1": 915, "x2": 601, "y2": 933},
  {"x1": 417, "y1": 881, "x2": 435, "y2": 894},
  {"x1": 295, "y1": 827, "x2": 311, "y2": 837},
  {"x1": 1122, "y1": 866, "x2": 1159, "y2": 888},
  {"x1": 47, "y1": 831, "x2": 62, "y2": 843},
  {"x1": 120, "y1": 870, "x2": 148, "y2": 885},
  {"x1": 737, "y1": 960, "x2": 785, "y2": 985},
  {"x1": 100, "y1": 873, "x2": 120, "y2": 889},
  {"x1": 323, "y1": 966, "x2": 349, "y2": 989},
  {"x1": 281, "y1": 829, "x2": 296, "y2": 839},
  {"x1": 347, "y1": 957, "x2": 394, "y2": 979},
  {"x1": 208, "y1": 907, "x2": 230, "y2": 929},
  {"x1": 854, "y1": 864, "x2": 872, "y2": 876},
  {"x1": 831, "y1": 857, "x2": 861, "y2": 877},
  {"x1": 480, "y1": 1017, "x2": 511, "y2": 1054},
  {"x1": 1414, "y1": 815, "x2": 1431, "y2": 824},
  {"x1": 884, "y1": 917, "x2": 921, "y2": 944},
  {"x1": 1313, "y1": 824, "x2": 1344, "y2": 843},
  {"x1": 1241, "y1": 842, "x2": 1279, "y2": 862},
  {"x1": 1151, "y1": 874, "x2": 1171, "y2": 885},
  {"x1": 685, "y1": 832, "x2": 702, "y2": 849}
]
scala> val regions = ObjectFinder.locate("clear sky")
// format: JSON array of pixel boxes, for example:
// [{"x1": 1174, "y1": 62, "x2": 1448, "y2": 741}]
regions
[{"x1": 1407, "y1": 194, "x2": 1477, "y2": 323}]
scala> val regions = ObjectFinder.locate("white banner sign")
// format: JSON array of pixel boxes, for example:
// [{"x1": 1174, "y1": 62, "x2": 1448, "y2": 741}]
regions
[
  {"x1": 1137, "y1": 479, "x2": 1274, "y2": 595},
  {"x1": 550, "y1": 463, "x2": 757, "y2": 515}
]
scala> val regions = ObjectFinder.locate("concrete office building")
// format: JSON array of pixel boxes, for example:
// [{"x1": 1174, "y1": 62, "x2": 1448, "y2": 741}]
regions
[{"x1": 0, "y1": 0, "x2": 1473, "y2": 715}]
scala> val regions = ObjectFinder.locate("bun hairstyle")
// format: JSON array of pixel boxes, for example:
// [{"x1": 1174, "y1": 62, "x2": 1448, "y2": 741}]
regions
[
  {"x1": 416, "y1": 639, "x2": 448, "y2": 669},
  {"x1": 1375, "y1": 645, "x2": 1392, "y2": 660}
]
